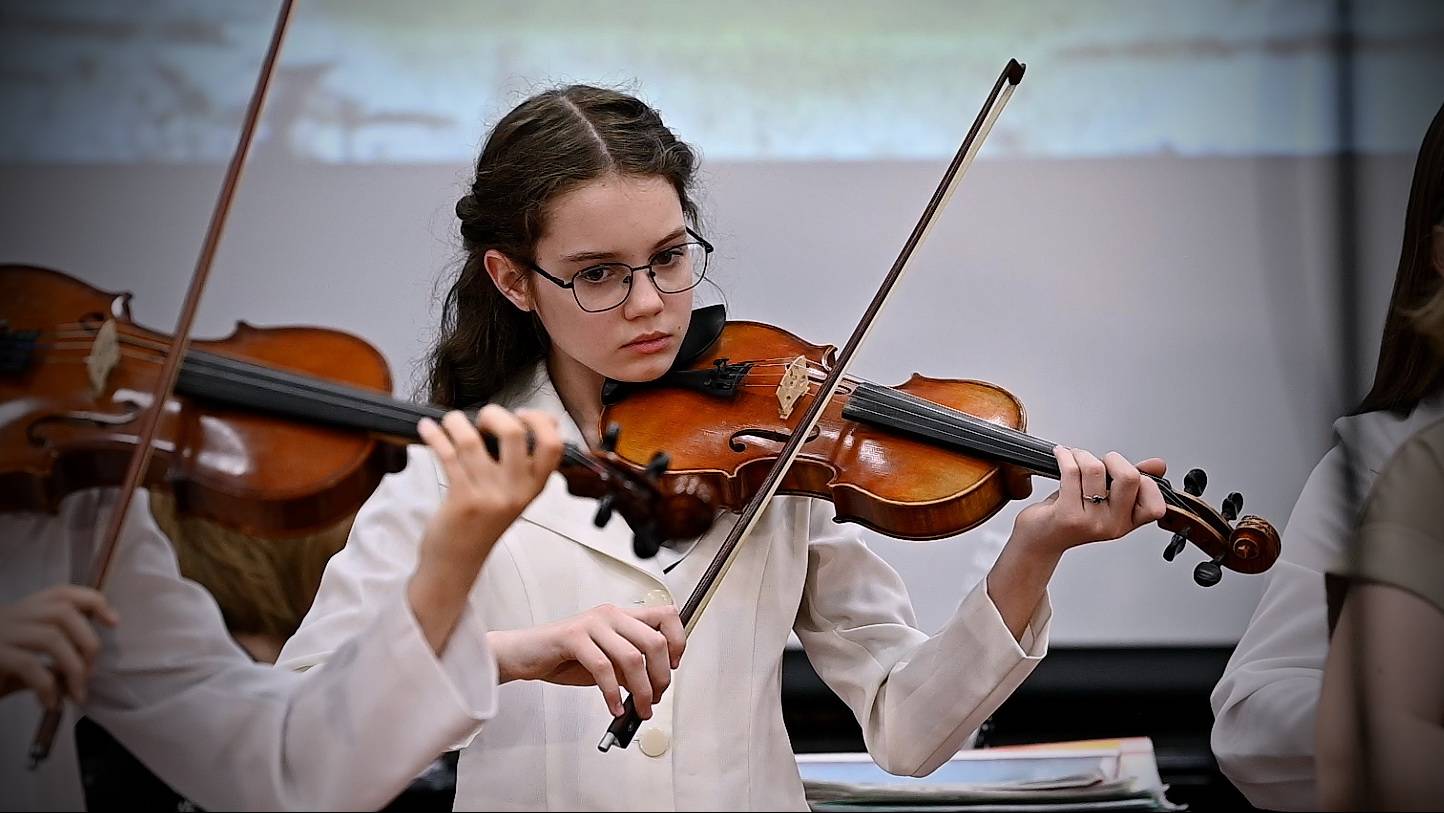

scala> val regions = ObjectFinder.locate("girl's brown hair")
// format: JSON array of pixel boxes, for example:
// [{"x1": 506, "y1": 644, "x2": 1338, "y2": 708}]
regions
[{"x1": 427, "y1": 85, "x2": 700, "y2": 408}]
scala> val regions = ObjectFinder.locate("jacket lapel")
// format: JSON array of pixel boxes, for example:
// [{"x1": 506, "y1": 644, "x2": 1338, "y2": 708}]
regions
[{"x1": 499, "y1": 363, "x2": 670, "y2": 586}]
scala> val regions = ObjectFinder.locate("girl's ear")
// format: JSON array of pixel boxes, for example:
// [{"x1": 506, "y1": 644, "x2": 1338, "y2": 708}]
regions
[{"x1": 484, "y1": 249, "x2": 534, "y2": 312}]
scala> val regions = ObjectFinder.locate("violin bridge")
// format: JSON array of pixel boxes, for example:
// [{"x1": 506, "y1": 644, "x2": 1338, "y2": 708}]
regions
[
  {"x1": 86, "y1": 318, "x2": 120, "y2": 398},
  {"x1": 776, "y1": 356, "x2": 810, "y2": 420}
]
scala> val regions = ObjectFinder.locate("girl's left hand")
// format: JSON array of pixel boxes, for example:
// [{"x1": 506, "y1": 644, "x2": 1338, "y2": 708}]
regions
[{"x1": 1011, "y1": 446, "x2": 1167, "y2": 557}]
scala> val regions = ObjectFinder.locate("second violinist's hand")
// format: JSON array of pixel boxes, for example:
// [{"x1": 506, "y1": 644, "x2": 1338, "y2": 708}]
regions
[
  {"x1": 0, "y1": 585, "x2": 119, "y2": 709},
  {"x1": 1011, "y1": 447, "x2": 1167, "y2": 557},
  {"x1": 407, "y1": 405, "x2": 563, "y2": 655},
  {"x1": 417, "y1": 406, "x2": 563, "y2": 574}
]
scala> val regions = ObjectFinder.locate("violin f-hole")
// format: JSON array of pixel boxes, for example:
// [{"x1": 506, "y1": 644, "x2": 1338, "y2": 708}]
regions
[
  {"x1": 728, "y1": 425, "x2": 821, "y2": 453},
  {"x1": 26, "y1": 402, "x2": 145, "y2": 447}
]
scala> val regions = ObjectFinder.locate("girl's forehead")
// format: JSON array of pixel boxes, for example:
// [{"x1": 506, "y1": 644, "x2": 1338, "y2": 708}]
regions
[{"x1": 541, "y1": 175, "x2": 682, "y2": 244}]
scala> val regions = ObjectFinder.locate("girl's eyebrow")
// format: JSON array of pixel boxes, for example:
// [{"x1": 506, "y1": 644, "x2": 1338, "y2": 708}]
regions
[{"x1": 560, "y1": 226, "x2": 687, "y2": 263}]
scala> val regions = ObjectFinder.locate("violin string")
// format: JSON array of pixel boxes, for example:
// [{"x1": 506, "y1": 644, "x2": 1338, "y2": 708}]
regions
[
  {"x1": 859, "y1": 383, "x2": 1189, "y2": 511},
  {"x1": 38, "y1": 324, "x2": 278, "y2": 358},
  {"x1": 734, "y1": 361, "x2": 1066, "y2": 477},
  {"x1": 737, "y1": 381, "x2": 837, "y2": 389},
  {"x1": 36, "y1": 325, "x2": 170, "y2": 345},
  {"x1": 102, "y1": 334, "x2": 413, "y2": 426},
  {"x1": 858, "y1": 383, "x2": 1057, "y2": 457},
  {"x1": 759, "y1": 366, "x2": 1188, "y2": 508},
  {"x1": 45, "y1": 324, "x2": 441, "y2": 432},
  {"x1": 185, "y1": 353, "x2": 427, "y2": 418},
  {"x1": 846, "y1": 398, "x2": 1192, "y2": 517},
  {"x1": 842, "y1": 398, "x2": 1054, "y2": 473},
  {"x1": 41, "y1": 350, "x2": 163, "y2": 365},
  {"x1": 738, "y1": 363, "x2": 1187, "y2": 506},
  {"x1": 183, "y1": 362, "x2": 440, "y2": 433},
  {"x1": 200, "y1": 354, "x2": 647, "y2": 480},
  {"x1": 730, "y1": 363, "x2": 1059, "y2": 469},
  {"x1": 38, "y1": 329, "x2": 614, "y2": 478},
  {"x1": 872, "y1": 384, "x2": 1190, "y2": 510},
  {"x1": 181, "y1": 355, "x2": 612, "y2": 476},
  {"x1": 48, "y1": 336, "x2": 455, "y2": 443},
  {"x1": 845, "y1": 384, "x2": 1191, "y2": 513},
  {"x1": 35, "y1": 324, "x2": 477, "y2": 436}
]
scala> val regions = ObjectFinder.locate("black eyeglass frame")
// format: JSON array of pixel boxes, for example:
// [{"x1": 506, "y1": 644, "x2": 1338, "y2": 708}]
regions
[{"x1": 526, "y1": 227, "x2": 714, "y2": 313}]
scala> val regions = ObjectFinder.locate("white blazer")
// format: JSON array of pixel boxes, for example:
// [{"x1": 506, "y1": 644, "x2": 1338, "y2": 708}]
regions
[
  {"x1": 1210, "y1": 390, "x2": 1444, "y2": 810},
  {"x1": 0, "y1": 488, "x2": 497, "y2": 812},
  {"x1": 280, "y1": 363, "x2": 1051, "y2": 811}
]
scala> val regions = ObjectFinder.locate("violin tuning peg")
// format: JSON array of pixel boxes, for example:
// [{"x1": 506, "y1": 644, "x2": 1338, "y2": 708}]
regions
[
  {"x1": 592, "y1": 494, "x2": 616, "y2": 528},
  {"x1": 645, "y1": 451, "x2": 670, "y2": 479},
  {"x1": 1184, "y1": 468, "x2": 1207, "y2": 497},
  {"x1": 1222, "y1": 492, "x2": 1243, "y2": 522},
  {"x1": 632, "y1": 523, "x2": 662, "y2": 559},
  {"x1": 1163, "y1": 531, "x2": 1188, "y2": 562},
  {"x1": 1193, "y1": 553, "x2": 1225, "y2": 588},
  {"x1": 601, "y1": 423, "x2": 621, "y2": 453}
]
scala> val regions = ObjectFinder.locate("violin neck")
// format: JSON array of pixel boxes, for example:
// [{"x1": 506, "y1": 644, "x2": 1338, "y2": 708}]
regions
[
  {"x1": 844, "y1": 382, "x2": 1183, "y2": 510},
  {"x1": 843, "y1": 382, "x2": 1176, "y2": 494},
  {"x1": 174, "y1": 348, "x2": 575, "y2": 463},
  {"x1": 842, "y1": 382, "x2": 1062, "y2": 474},
  {"x1": 176, "y1": 348, "x2": 438, "y2": 436}
]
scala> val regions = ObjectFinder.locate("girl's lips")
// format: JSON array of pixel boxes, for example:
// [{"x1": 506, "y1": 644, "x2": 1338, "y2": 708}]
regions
[{"x1": 623, "y1": 334, "x2": 673, "y2": 354}]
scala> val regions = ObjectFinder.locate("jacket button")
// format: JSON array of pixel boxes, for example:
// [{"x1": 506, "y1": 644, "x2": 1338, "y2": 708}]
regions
[{"x1": 639, "y1": 726, "x2": 670, "y2": 757}]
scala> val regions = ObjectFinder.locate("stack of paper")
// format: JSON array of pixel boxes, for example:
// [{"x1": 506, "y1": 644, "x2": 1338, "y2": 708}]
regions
[{"x1": 796, "y1": 737, "x2": 1183, "y2": 812}]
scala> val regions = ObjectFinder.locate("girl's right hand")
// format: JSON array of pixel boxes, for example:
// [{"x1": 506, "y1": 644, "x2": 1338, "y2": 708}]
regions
[{"x1": 487, "y1": 603, "x2": 686, "y2": 720}]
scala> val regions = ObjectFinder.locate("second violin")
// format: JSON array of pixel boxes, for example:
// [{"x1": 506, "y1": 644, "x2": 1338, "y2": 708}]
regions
[{"x1": 0, "y1": 265, "x2": 717, "y2": 552}]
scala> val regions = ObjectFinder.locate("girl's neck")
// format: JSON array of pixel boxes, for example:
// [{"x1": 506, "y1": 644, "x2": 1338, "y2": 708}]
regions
[{"x1": 547, "y1": 347, "x2": 606, "y2": 448}]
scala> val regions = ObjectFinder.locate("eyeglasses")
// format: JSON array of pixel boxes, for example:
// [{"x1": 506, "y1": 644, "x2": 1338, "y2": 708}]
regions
[{"x1": 527, "y1": 228, "x2": 713, "y2": 313}]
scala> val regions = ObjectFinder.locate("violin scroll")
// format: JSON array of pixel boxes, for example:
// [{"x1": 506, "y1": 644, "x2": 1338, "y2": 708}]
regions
[
  {"x1": 564, "y1": 423, "x2": 715, "y2": 559},
  {"x1": 1155, "y1": 468, "x2": 1281, "y2": 587}
]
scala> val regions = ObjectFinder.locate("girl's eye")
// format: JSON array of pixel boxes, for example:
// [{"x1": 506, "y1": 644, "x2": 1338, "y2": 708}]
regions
[
  {"x1": 652, "y1": 248, "x2": 684, "y2": 267},
  {"x1": 576, "y1": 265, "x2": 619, "y2": 284}
]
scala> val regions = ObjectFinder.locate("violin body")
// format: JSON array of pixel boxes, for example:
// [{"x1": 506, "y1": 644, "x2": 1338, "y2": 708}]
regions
[
  {"x1": 603, "y1": 320, "x2": 1034, "y2": 540},
  {"x1": 2, "y1": 265, "x2": 406, "y2": 537}
]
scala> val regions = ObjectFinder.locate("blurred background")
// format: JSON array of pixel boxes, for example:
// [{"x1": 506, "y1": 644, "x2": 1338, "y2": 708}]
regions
[{"x1": 3, "y1": 0, "x2": 1442, "y2": 809}]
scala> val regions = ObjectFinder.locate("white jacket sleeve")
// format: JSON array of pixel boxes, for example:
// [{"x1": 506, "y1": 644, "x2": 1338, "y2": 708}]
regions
[
  {"x1": 1210, "y1": 446, "x2": 1354, "y2": 811},
  {"x1": 78, "y1": 486, "x2": 496, "y2": 812},
  {"x1": 793, "y1": 501, "x2": 1049, "y2": 777},
  {"x1": 282, "y1": 447, "x2": 451, "y2": 665}
]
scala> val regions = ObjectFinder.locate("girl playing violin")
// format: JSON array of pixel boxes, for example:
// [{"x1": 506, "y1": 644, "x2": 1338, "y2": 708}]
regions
[{"x1": 279, "y1": 84, "x2": 1170, "y2": 811}]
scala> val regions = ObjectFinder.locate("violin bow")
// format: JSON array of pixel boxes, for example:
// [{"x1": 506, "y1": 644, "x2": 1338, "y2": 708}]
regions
[
  {"x1": 600, "y1": 58, "x2": 1027, "y2": 752},
  {"x1": 28, "y1": 0, "x2": 297, "y2": 769}
]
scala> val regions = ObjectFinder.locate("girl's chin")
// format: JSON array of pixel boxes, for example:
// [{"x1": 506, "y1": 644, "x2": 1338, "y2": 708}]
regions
[{"x1": 604, "y1": 352, "x2": 679, "y2": 383}]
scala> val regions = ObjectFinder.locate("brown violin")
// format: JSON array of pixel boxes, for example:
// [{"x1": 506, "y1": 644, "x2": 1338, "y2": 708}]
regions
[
  {"x1": 0, "y1": 264, "x2": 717, "y2": 550},
  {"x1": 601, "y1": 307, "x2": 1281, "y2": 586}
]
